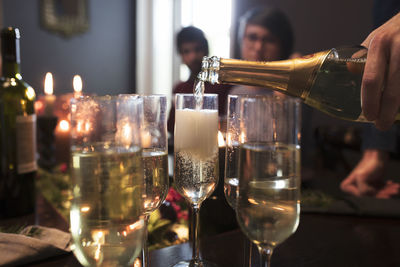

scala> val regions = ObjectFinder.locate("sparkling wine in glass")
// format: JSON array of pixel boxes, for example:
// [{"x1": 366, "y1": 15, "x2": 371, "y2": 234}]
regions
[
  {"x1": 173, "y1": 93, "x2": 219, "y2": 267},
  {"x1": 236, "y1": 95, "x2": 301, "y2": 267},
  {"x1": 69, "y1": 95, "x2": 145, "y2": 267},
  {"x1": 140, "y1": 95, "x2": 169, "y2": 267},
  {"x1": 224, "y1": 94, "x2": 254, "y2": 267}
]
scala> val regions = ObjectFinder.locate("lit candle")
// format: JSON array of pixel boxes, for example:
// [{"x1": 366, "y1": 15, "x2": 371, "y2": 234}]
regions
[
  {"x1": 44, "y1": 72, "x2": 56, "y2": 116},
  {"x1": 55, "y1": 119, "x2": 71, "y2": 164},
  {"x1": 59, "y1": 119, "x2": 70, "y2": 132},
  {"x1": 73, "y1": 75, "x2": 83, "y2": 98}
]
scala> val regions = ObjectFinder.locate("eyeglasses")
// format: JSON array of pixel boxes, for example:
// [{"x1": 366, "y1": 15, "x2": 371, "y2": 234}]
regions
[{"x1": 244, "y1": 33, "x2": 276, "y2": 45}]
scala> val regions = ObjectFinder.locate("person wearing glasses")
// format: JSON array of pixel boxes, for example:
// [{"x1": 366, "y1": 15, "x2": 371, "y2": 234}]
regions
[{"x1": 229, "y1": 6, "x2": 300, "y2": 96}]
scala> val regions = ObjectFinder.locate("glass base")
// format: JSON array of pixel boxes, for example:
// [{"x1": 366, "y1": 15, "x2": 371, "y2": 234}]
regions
[{"x1": 172, "y1": 259, "x2": 218, "y2": 267}]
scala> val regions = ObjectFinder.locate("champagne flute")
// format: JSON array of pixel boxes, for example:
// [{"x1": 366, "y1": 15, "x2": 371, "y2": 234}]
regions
[
  {"x1": 224, "y1": 94, "x2": 253, "y2": 267},
  {"x1": 140, "y1": 94, "x2": 169, "y2": 267},
  {"x1": 236, "y1": 95, "x2": 301, "y2": 267},
  {"x1": 69, "y1": 95, "x2": 145, "y2": 267},
  {"x1": 224, "y1": 95, "x2": 241, "y2": 210},
  {"x1": 173, "y1": 93, "x2": 219, "y2": 267}
]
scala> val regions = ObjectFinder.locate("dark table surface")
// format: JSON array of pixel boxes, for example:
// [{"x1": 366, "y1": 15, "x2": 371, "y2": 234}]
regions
[{"x1": 2, "y1": 194, "x2": 400, "y2": 267}]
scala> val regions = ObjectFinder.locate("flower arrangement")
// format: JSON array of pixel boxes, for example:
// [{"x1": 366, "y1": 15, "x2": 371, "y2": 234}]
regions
[{"x1": 147, "y1": 187, "x2": 189, "y2": 250}]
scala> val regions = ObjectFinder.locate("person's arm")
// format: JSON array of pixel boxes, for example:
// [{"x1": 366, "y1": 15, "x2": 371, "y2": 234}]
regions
[{"x1": 361, "y1": 12, "x2": 400, "y2": 130}]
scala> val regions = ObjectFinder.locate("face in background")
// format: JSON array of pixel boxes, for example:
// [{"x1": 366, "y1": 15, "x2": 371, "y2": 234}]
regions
[
  {"x1": 179, "y1": 42, "x2": 207, "y2": 75},
  {"x1": 241, "y1": 24, "x2": 282, "y2": 61}
]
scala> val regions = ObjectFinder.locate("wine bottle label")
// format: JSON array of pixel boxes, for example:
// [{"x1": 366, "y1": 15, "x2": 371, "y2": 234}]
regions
[{"x1": 16, "y1": 114, "x2": 37, "y2": 174}]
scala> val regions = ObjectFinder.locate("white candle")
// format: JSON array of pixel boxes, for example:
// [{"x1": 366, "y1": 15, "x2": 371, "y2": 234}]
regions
[{"x1": 174, "y1": 108, "x2": 218, "y2": 160}]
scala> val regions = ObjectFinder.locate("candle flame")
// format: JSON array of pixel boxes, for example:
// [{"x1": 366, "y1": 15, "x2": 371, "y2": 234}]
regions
[
  {"x1": 142, "y1": 130, "x2": 152, "y2": 148},
  {"x1": 121, "y1": 123, "x2": 132, "y2": 146},
  {"x1": 59, "y1": 120, "x2": 70, "y2": 132},
  {"x1": 218, "y1": 131, "x2": 225, "y2": 147},
  {"x1": 73, "y1": 75, "x2": 82, "y2": 93},
  {"x1": 44, "y1": 72, "x2": 53, "y2": 95}
]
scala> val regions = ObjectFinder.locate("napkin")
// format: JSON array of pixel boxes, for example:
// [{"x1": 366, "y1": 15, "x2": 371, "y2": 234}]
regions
[{"x1": 0, "y1": 225, "x2": 71, "y2": 266}]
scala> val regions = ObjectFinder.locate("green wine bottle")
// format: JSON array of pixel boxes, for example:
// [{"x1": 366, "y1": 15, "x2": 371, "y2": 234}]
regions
[{"x1": 0, "y1": 27, "x2": 37, "y2": 218}]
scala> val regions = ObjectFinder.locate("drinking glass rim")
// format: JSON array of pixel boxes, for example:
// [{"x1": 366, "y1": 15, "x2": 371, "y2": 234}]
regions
[
  {"x1": 70, "y1": 94, "x2": 143, "y2": 105},
  {"x1": 139, "y1": 93, "x2": 167, "y2": 98},
  {"x1": 175, "y1": 93, "x2": 218, "y2": 97}
]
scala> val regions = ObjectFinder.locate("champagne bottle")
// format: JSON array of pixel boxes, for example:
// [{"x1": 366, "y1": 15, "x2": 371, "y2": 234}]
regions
[
  {"x1": 0, "y1": 27, "x2": 37, "y2": 218},
  {"x1": 199, "y1": 46, "x2": 400, "y2": 122}
]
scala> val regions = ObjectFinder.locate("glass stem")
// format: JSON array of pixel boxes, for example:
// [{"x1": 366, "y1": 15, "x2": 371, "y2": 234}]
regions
[
  {"x1": 258, "y1": 246, "x2": 273, "y2": 267},
  {"x1": 141, "y1": 214, "x2": 150, "y2": 267},
  {"x1": 245, "y1": 239, "x2": 252, "y2": 267},
  {"x1": 191, "y1": 203, "x2": 201, "y2": 263}
]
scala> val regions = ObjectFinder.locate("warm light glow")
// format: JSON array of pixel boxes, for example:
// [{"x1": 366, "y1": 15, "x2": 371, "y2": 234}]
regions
[
  {"x1": 73, "y1": 75, "x2": 83, "y2": 93},
  {"x1": 142, "y1": 130, "x2": 151, "y2": 148},
  {"x1": 77, "y1": 121, "x2": 83, "y2": 133},
  {"x1": 225, "y1": 132, "x2": 232, "y2": 147},
  {"x1": 94, "y1": 244, "x2": 101, "y2": 261},
  {"x1": 84, "y1": 122, "x2": 91, "y2": 132},
  {"x1": 80, "y1": 206, "x2": 90, "y2": 212},
  {"x1": 34, "y1": 101, "x2": 44, "y2": 113},
  {"x1": 240, "y1": 132, "x2": 246, "y2": 143},
  {"x1": 59, "y1": 120, "x2": 70, "y2": 132},
  {"x1": 134, "y1": 258, "x2": 141, "y2": 267},
  {"x1": 44, "y1": 72, "x2": 53, "y2": 95},
  {"x1": 128, "y1": 220, "x2": 143, "y2": 231},
  {"x1": 26, "y1": 86, "x2": 35, "y2": 100},
  {"x1": 218, "y1": 131, "x2": 225, "y2": 147},
  {"x1": 121, "y1": 123, "x2": 132, "y2": 146}
]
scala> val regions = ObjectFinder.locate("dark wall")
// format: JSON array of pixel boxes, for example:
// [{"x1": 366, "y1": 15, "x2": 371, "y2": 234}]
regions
[
  {"x1": 232, "y1": 0, "x2": 374, "y2": 57},
  {"x1": 2, "y1": 0, "x2": 135, "y2": 96}
]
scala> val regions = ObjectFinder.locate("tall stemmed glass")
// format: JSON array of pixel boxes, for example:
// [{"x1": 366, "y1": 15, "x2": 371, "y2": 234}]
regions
[
  {"x1": 224, "y1": 94, "x2": 241, "y2": 210},
  {"x1": 173, "y1": 94, "x2": 219, "y2": 267},
  {"x1": 236, "y1": 95, "x2": 301, "y2": 267},
  {"x1": 140, "y1": 94, "x2": 169, "y2": 267},
  {"x1": 69, "y1": 95, "x2": 145, "y2": 267},
  {"x1": 224, "y1": 94, "x2": 253, "y2": 267}
]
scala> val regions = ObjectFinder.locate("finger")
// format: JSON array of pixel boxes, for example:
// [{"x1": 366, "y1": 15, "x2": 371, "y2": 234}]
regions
[
  {"x1": 376, "y1": 182, "x2": 400, "y2": 198},
  {"x1": 375, "y1": 40, "x2": 400, "y2": 130},
  {"x1": 361, "y1": 34, "x2": 390, "y2": 121},
  {"x1": 340, "y1": 179, "x2": 361, "y2": 196},
  {"x1": 357, "y1": 182, "x2": 377, "y2": 196}
]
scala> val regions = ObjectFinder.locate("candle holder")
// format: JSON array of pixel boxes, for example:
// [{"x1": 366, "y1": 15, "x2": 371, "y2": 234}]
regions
[{"x1": 37, "y1": 115, "x2": 58, "y2": 171}]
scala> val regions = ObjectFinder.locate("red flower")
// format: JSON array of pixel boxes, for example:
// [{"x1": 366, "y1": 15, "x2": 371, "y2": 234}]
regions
[
  {"x1": 59, "y1": 163, "x2": 68, "y2": 173},
  {"x1": 177, "y1": 210, "x2": 189, "y2": 221},
  {"x1": 166, "y1": 187, "x2": 183, "y2": 202}
]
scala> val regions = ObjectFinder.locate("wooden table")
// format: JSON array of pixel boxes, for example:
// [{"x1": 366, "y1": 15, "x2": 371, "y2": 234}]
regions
[{"x1": 4, "y1": 194, "x2": 399, "y2": 267}]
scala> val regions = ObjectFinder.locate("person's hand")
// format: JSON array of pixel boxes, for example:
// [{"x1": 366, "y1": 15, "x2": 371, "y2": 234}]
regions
[
  {"x1": 361, "y1": 12, "x2": 400, "y2": 130},
  {"x1": 340, "y1": 149, "x2": 400, "y2": 198}
]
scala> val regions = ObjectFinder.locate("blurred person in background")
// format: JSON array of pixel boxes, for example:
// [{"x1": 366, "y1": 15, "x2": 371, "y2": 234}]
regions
[
  {"x1": 167, "y1": 26, "x2": 232, "y2": 138},
  {"x1": 230, "y1": 6, "x2": 300, "y2": 95}
]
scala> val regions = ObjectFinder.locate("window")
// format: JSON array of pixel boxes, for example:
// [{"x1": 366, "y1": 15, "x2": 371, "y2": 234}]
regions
[
  {"x1": 136, "y1": 0, "x2": 232, "y2": 99},
  {"x1": 179, "y1": 0, "x2": 232, "y2": 81}
]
